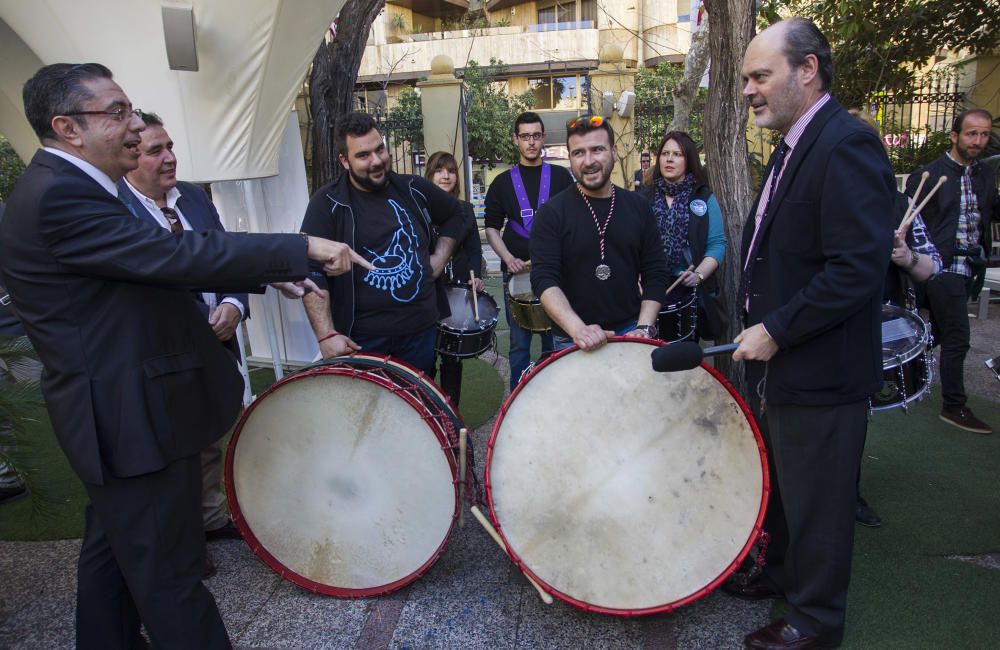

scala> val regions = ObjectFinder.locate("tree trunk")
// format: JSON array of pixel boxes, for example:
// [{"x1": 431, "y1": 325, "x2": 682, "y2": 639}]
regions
[
  {"x1": 702, "y1": 0, "x2": 756, "y2": 390},
  {"x1": 309, "y1": 0, "x2": 386, "y2": 191},
  {"x1": 669, "y1": 15, "x2": 710, "y2": 133}
]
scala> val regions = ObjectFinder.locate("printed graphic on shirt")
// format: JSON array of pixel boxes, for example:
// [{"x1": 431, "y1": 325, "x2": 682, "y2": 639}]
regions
[{"x1": 363, "y1": 199, "x2": 425, "y2": 302}]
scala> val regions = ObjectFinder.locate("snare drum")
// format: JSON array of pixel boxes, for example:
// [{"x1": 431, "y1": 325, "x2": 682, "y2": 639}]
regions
[
  {"x1": 506, "y1": 271, "x2": 552, "y2": 332},
  {"x1": 226, "y1": 358, "x2": 464, "y2": 597},
  {"x1": 871, "y1": 304, "x2": 933, "y2": 411},
  {"x1": 437, "y1": 283, "x2": 499, "y2": 359},
  {"x1": 486, "y1": 339, "x2": 768, "y2": 615},
  {"x1": 657, "y1": 290, "x2": 698, "y2": 343}
]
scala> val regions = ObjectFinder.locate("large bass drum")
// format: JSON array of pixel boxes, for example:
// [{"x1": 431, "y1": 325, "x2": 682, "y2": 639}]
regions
[
  {"x1": 486, "y1": 339, "x2": 768, "y2": 615},
  {"x1": 226, "y1": 356, "x2": 467, "y2": 597}
]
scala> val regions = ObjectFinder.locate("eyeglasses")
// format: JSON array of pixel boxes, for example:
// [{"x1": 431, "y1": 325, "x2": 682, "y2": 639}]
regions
[
  {"x1": 566, "y1": 115, "x2": 604, "y2": 130},
  {"x1": 63, "y1": 107, "x2": 142, "y2": 122},
  {"x1": 516, "y1": 132, "x2": 544, "y2": 142}
]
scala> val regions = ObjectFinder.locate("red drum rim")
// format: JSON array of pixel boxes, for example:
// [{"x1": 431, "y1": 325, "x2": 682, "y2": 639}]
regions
[
  {"x1": 225, "y1": 364, "x2": 459, "y2": 598},
  {"x1": 484, "y1": 337, "x2": 770, "y2": 616}
]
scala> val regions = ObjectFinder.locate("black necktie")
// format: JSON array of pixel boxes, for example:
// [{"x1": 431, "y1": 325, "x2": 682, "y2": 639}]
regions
[{"x1": 738, "y1": 139, "x2": 789, "y2": 311}]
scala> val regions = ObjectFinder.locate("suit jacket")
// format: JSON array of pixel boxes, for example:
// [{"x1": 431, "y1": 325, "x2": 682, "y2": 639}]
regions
[
  {"x1": 741, "y1": 98, "x2": 894, "y2": 406},
  {"x1": 117, "y1": 179, "x2": 249, "y2": 357},
  {"x1": 0, "y1": 150, "x2": 307, "y2": 484}
]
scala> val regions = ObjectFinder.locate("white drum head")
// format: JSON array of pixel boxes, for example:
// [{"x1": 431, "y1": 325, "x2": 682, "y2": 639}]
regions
[
  {"x1": 228, "y1": 369, "x2": 457, "y2": 596},
  {"x1": 507, "y1": 271, "x2": 537, "y2": 302},
  {"x1": 487, "y1": 340, "x2": 766, "y2": 614}
]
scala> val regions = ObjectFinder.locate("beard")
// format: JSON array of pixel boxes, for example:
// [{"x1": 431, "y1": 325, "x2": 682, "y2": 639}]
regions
[
  {"x1": 349, "y1": 158, "x2": 391, "y2": 191},
  {"x1": 575, "y1": 158, "x2": 614, "y2": 193},
  {"x1": 956, "y1": 142, "x2": 984, "y2": 162},
  {"x1": 751, "y1": 79, "x2": 805, "y2": 133}
]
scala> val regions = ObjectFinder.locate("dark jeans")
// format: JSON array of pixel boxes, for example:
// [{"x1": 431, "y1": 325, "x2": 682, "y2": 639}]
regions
[
  {"x1": 925, "y1": 272, "x2": 972, "y2": 407},
  {"x1": 351, "y1": 325, "x2": 438, "y2": 375},
  {"x1": 502, "y1": 272, "x2": 553, "y2": 391}
]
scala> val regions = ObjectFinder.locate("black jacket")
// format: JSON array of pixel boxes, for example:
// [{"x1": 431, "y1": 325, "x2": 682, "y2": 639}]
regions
[
  {"x1": 741, "y1": 98, "x2": 895, "y2": 406},
  {"x1": 905, "y1": 153, "x2": 996, "y2": 267},
  {"x1": 0, "y1": 150, "x2": 307, "y2": 484},
  {"x1": 299, "y1": 172, "x2": 466, "y2": 336}
]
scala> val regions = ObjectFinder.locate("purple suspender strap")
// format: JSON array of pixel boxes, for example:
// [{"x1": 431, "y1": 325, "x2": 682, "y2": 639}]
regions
[{"x1": 507, "y1": 163, "x2": 552, "y2": 239}]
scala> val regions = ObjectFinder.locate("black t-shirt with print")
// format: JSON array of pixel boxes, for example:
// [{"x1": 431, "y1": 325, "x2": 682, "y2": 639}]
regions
[{"x1": 349, "y1": 183, "x2": 439, "y2": 336}]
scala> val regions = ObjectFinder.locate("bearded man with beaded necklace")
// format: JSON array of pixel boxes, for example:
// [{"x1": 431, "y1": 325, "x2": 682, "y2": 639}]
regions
[{"x1": 529, "y1": 116, "x2": 669, "y2": 351}]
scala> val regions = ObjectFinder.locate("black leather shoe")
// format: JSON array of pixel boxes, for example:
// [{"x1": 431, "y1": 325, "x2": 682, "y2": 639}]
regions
[
  {"x1": 855, "y1": 496, "x2": 881, "y2": 528},
  {"x1": 744, "y1": 619, "x2": 837, "y2": 649},
  {"x1": 202, "y1": 555, "x2": 217, "y2": 580},
  {"x1": 205, "y1": 519, "x2": 243, "y2": 542},
  {"x1": 721, "y1": 574, "x2": 785, "y2": 600},
  {"x1": 0, "y1": 483, "x2": 26, "y2": 504}
]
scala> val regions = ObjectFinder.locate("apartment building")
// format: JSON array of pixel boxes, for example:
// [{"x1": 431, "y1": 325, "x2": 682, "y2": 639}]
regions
[{"x1": 356, "y1": 0, "x2": 698, "y2": 146}]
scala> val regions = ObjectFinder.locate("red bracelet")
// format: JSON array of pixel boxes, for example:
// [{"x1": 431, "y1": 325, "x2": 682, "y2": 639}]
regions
[{"x1": 317, "y1": 331, "x2": 342, "y2": 343}]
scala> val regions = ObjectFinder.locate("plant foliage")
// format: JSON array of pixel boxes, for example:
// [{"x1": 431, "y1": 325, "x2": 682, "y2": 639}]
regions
[
  {"x1": 460, "y1": 59, "x2": 534, "y2": 166},
  {"x1": 759, "y1": 0, "x2": 1000, "y2": 108}
]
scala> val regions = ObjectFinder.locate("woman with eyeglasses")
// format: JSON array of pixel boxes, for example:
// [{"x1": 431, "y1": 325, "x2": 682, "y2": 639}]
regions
[
  {"x1": 636, "y1": 131, "x2": 728, "y2": 342},
  {"x1": 425, "y1": 151, "x2": 484, "y2": 406}
]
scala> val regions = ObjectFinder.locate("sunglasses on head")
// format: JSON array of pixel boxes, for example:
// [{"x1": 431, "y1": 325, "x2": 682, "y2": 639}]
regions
[{"x1": 566, "y1": 115, "x2": 604, "y2": 130}]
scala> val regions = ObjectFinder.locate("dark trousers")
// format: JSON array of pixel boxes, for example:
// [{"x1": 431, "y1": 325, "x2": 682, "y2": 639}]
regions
[
  {"x1": 925, "y1": 272, "x2": 971, "y2": 407},
  {"x1": 437, "y1": 354, "x2": 464, "y2": 406},
  {"x1": 352, "y1": 325, "x2": 438, "y2": 375},
  {"x1": 759, "y1": 399, "x2": 868, "y2": 644},
  {"x1": 77, "y1": 454, "x2": 230, "y2": 650}
]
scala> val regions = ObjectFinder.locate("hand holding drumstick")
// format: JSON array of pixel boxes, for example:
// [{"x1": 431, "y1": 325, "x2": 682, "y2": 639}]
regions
[{"x1": 898, "y1": 174, "x2": 946, "y2": 233}]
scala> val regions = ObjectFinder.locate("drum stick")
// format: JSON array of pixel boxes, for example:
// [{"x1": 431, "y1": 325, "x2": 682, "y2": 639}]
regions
[
  {"x1": 469, "y1": 270, "x2": 480, "y2": 322},
  {"x1": 899, "y1": 171, "x2": 929, "y2": 228},
  {"x1": 665, "y1": 265, "x2": 695, "y2": 296},
  {"x1": 470, "y1": 506, "x2": 554, "y2": 605},
  {"x1": 899, "y1": 176, "x2": 947, "y2": 232},
  {"x1": 458, "y1": 428, "x2": 468, "y2": 528}
]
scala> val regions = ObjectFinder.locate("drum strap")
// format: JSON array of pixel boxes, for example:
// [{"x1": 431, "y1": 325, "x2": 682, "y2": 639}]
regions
[{"x1": 507, "y1": 164, "x2": 552, "y2": 239}]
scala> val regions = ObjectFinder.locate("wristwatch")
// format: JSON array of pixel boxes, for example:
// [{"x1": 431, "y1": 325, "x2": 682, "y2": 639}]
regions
[
  {"x1": 634, "y1": 323, "x2": 658, "y2": 337},
  {"x1": 905, "y1": 250, "x2": 919, "y2": 272},
  {"x1": 694, "y1": 270, "x2": 705, "y2": 283}
]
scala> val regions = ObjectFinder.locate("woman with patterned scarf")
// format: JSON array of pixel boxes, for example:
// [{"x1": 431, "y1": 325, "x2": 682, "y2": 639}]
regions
[{"x1": 636, "y1": 131, "x2": 728, "y2": 341}]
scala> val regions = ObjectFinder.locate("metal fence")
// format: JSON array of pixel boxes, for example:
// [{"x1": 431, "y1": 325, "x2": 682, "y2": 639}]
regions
[
  {"x1": 867, "y1": 76, "x2": 964, "y2": 172},
  {"x1": 373, "y1": 110, "x2": 424, "y2": 177}
]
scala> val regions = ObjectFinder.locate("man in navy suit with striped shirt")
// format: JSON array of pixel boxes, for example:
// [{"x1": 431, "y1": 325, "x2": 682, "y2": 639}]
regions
[{"x1": 119, "y1": 112, "x2": 246, "y2": 550}]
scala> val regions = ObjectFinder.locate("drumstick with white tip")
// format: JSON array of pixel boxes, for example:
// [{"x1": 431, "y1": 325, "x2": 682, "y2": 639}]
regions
[
  {"x1": 469, "y1": 270, "x2": 480, "y2": 322},
  {"x1": 665, "y1": 265, "x2": 695, "y2": 297},
  {"x1": 899, "y1": 175, "x2": 947, "y2": 233},
  {"x1": 899, "y1": 170, "x2": 929, "y2": 229},
  {"x1": 458, "y1": 428, "x2": 468, "y2": 528},
  {"x1": 470, "y1": 505, "x2": 554, "y2": 605}
]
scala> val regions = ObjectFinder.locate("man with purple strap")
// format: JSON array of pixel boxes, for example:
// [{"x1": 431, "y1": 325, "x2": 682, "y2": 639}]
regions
[{"x1": 484, "y1": 112, "x2": 575, "y2": 391}]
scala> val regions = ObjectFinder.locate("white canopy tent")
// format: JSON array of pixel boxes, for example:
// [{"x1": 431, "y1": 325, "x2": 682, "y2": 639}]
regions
[{"x1": 0, "y1": 0, "x2": 348, "y2": 385}]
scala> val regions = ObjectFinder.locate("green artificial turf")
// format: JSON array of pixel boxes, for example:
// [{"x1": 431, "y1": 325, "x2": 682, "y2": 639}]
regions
[{"x1": 772, "y1": 387, "x2": 1000, "y2": 648}]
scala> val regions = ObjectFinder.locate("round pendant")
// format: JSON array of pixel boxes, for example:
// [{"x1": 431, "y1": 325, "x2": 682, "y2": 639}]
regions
[{"x1": 595, "y1": 264, "x2": 611, "y2": 281}]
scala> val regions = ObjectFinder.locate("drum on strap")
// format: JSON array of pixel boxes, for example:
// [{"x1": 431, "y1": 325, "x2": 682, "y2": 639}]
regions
[
  {"x1": 871, "y1": 304, "x2": 933, "y2": 411},
  {"x1": 657, "y1": 290, "x2": 698, "y2": 344},
  {"x1": 485, "y1": 339, "x2": 768, "y2": 615},
  {"x1": 506, "y1": 270, "x2": 552, "y2": 332},
  {"x1": 437, "y1": 283, "x2": 499, "y2": 359},
  {"x1": 226, "y1": 354, "x2": 475, "y2": 597}
]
